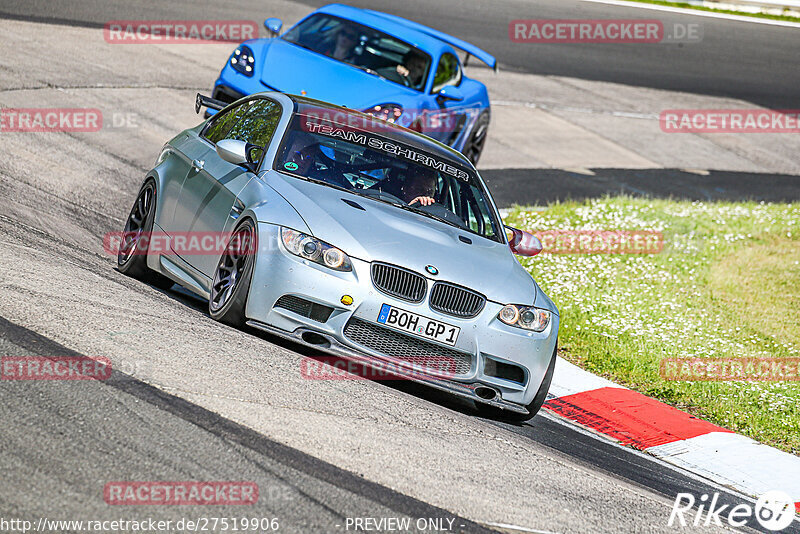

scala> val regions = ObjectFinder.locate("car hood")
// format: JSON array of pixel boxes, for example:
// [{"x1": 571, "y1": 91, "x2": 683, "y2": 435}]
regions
[
  {"x1": 266, "y1": 172, "x2": 537, "y2": 305},
  {"x1": 260, "y1": 39, "x2": 416, "y2": 109}
]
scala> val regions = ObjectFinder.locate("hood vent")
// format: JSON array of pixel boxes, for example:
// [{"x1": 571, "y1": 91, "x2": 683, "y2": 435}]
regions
[{"x1": 342, "y1": 198, "x2": 365, "y2": 211}]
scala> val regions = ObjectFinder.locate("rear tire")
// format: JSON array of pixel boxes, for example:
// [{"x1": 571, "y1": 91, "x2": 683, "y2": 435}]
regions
[
  {"x1": 476, "y1": 342, "x2": 557, "y2": 422},
  {"x1": 208, "y1": 219, "x2": 256, "y2": 328},
  {"x1": 117, "y1": 179, "x2": 174, "y2": 290}
]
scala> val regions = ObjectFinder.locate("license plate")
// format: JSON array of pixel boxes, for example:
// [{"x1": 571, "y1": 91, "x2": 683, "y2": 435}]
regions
[{"x1": 377, "y1": 304, "x2": 460, "y2": 346}]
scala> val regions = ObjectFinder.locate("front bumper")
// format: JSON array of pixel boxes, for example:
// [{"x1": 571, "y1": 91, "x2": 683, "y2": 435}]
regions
[{"x1": 246, "y1": 223, "x2": 559, "y2": 412}]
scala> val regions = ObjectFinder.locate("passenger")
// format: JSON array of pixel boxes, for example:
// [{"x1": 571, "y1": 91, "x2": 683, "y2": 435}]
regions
[
  {"x1": 321, "y1": 25, "x2": 359, "y2": 62},
  {"x1": 283, "y1": 134, "x2": 344, "y2": 186},
  {"x1": 285, "y1": 133, "x2": 319, "y2": 176}
]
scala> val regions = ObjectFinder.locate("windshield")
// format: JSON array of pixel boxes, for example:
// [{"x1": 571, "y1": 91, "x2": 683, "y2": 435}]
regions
[
  {"x1": 273, "y1": 115, "x2": 503, "y2": 243},
  {"x1": 282, "y1": 14, "x2": 432, "y2": 92}
]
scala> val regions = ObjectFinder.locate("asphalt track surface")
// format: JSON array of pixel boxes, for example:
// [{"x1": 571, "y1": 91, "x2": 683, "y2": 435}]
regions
[
  {"x1": 1, "y1": 1, "x2": 799, "y2": 533},
  {"x1": 0, "y1": 316, "x2": 780, "y2": 533},
  {"x1": 0, "y1": 317, "x2": 492, "y2": 533},
  {"x1": 0, "y1": 0, "x2": 798, "y2": 108}
]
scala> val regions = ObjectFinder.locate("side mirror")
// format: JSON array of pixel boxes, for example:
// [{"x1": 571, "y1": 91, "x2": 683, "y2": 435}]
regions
[
  {"x1": 216, "y1": 139, "x2": 250, "y2": 166},
  {"x1": 506, "y1": 226, "x2": 542, "y2": 257},
  {"x1": 436, "y1": 85, "x2": 465, "y2": 102},
  {"x1": 264, "y1": 18, "x2": 283, "y2": 37}
]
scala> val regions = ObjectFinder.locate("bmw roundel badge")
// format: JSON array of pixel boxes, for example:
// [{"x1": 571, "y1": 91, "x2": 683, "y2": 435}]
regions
[{"x1": 425, "y1": 265, "x2": 439, "y2": 276}]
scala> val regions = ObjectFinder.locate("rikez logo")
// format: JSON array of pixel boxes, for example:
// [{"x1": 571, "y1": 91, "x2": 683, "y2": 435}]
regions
[{"x1": 669, "y1": 491, "x2": 796, "y2": 531}]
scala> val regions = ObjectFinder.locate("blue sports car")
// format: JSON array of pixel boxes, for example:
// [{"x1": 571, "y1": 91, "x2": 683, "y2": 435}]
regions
[{"x1": 211, "y1": 3, "x2": 496, "y2": 164}]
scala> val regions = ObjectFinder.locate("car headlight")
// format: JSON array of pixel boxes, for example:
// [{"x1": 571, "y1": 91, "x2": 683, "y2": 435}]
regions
[
  {"x1": 365, "y1": 103, "x2": 403, "y2": 124},
  {"x1": 280, "y1": 228, "x2": 352, "y2": 272},
  {"x1": 230, "y1": 45, "x2": 255, "y2": 76},
  {"x1": 498, "y1": 305, "x2": 551, "y2": 332}
]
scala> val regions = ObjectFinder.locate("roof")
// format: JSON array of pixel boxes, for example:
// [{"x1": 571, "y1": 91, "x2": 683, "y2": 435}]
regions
[
  {"x1": 289, "y1": 94, "x2": 471, "y2": 166},
  {"x1": 314, "y1": 4, "x2": 496, "y2": 69}
]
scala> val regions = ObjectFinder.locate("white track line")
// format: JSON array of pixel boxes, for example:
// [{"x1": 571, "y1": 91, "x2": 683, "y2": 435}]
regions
[
  {"x1": 484, "y1": 522, "x2": 562, "y2": 534},
  {"x1": 579, "y1": 0, "x2": 800, "y2": 28},
  {"x1": 548, "y1": 356, "x2": 626, "y2": 397},
  {"x1": 648, "y1": 432, "x2": 800, "y2": 500}
]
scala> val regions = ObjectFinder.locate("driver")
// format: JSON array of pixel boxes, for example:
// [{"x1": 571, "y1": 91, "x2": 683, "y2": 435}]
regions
[
  {"x1": 396, "y1": 51, "x2": 427, "y2": 89},
  {"x1": 395, "y1": 167, "x2": 437, "y2": 206}
]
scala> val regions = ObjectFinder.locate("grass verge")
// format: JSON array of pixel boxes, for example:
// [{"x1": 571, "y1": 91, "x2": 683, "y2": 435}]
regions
[
  {"x1": 622, "y1": 0, "x2": 800, "y2": 23},
  {"x1": 506, "y1": 197, "x2": 800, "y2": 453}
]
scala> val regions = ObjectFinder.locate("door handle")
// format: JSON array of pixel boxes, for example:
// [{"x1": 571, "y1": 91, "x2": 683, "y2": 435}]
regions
[{"x1": 191, "y1": 159, "x2": 204, "y2": 171}]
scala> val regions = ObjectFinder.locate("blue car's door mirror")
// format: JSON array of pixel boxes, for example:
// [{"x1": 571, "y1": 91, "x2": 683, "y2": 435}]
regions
[
  {"x1": 264, "y1": 18, "x2": 283, "y2": 37},
  {"x1": 436, "y1": 85, "x2": 465, "y2": 102}
]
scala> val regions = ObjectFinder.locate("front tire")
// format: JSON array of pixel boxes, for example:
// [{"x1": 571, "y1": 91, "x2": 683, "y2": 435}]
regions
[
  {"x1": 209, "y1": 219, "x2": 256, "y2": 327},
  {"x1": 477, "y1": 342, "x2": 557, "y2": 422},
  {"x1": 117, "y1": 179, "x2": 173, "y2": 290}
]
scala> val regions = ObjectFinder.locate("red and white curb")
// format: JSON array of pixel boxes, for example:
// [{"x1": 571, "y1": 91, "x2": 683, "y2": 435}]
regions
[{"x1": 543, "y1": 357, "x2": 800, "y2": 515}]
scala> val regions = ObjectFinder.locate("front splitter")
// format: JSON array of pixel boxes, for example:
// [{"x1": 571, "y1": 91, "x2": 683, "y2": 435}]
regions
[{"x1": 246, "y1": 320, "x2": 529, "y2": 415}]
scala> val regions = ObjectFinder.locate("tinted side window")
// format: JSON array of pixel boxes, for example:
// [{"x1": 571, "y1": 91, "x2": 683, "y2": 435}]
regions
[
  {"x1": 203, "y1": 103, "x2": 249, "y2": 145},
  {"x1": 203, "y1": 99, "x2": 282, "y2": 164},
  {"x1": 432, "y1": 53, "x2": 461, "y2": 93}
]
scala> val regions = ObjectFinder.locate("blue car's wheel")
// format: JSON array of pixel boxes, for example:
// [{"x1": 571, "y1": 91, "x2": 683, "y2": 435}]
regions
[
  {"x1": 464, "y1": 111, "x2": 490, "y2": 166},
  {"x1": 209, "y1": 219, "x2": 256, "y2": 327}
]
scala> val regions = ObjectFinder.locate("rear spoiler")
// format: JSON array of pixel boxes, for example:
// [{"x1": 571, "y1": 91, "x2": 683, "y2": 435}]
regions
[
  {"x1": 364, "y1": 9, "x2": 497, "y2": 71},
  {"x1": 195, "y1": 93, "x2": 226, "y2": 114}
]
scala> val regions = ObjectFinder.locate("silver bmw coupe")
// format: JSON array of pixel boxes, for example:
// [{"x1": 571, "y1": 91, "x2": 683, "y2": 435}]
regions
[{"x1": 117, "y1": 91, "x2": 559, "y2": 420}]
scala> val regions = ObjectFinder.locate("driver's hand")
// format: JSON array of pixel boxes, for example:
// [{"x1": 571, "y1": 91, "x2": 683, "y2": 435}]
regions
[
  {"x1": 396, "y1": 65, "x2": 410, "y2": 77},
  {"x1": 409, "y1": 196, "x2": 435, "y2": 206}
]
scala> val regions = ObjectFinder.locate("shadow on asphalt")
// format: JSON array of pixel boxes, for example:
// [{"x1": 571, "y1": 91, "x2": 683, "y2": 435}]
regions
[{"x1": 481, "y1": 167, "x2": 800, "y2": 208}]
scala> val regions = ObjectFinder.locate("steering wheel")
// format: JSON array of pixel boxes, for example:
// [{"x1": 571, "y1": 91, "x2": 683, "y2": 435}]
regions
[{"x1": 407, "y1": 201, "x2": 468, "y2": 229}]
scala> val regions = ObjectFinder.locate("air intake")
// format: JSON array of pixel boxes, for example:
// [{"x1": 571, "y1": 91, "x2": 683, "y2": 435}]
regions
[
  {"x1": 429, "y1": 282, "x2": 486, "y2": 318},
  {"x1": 371, "y1": 263, "x2": 427, "y2": 303}
]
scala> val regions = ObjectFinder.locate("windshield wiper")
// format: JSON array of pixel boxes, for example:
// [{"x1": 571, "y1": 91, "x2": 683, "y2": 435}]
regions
[
  {"x1": 351, "y1": 189, "x2": 466, "y2": 229},
  {"x1": 398, "y1": 204, "x2": 468, "y2": 231},
  {"x1": 287, "y1": 175, "x2": 468, "y2": 231}
]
